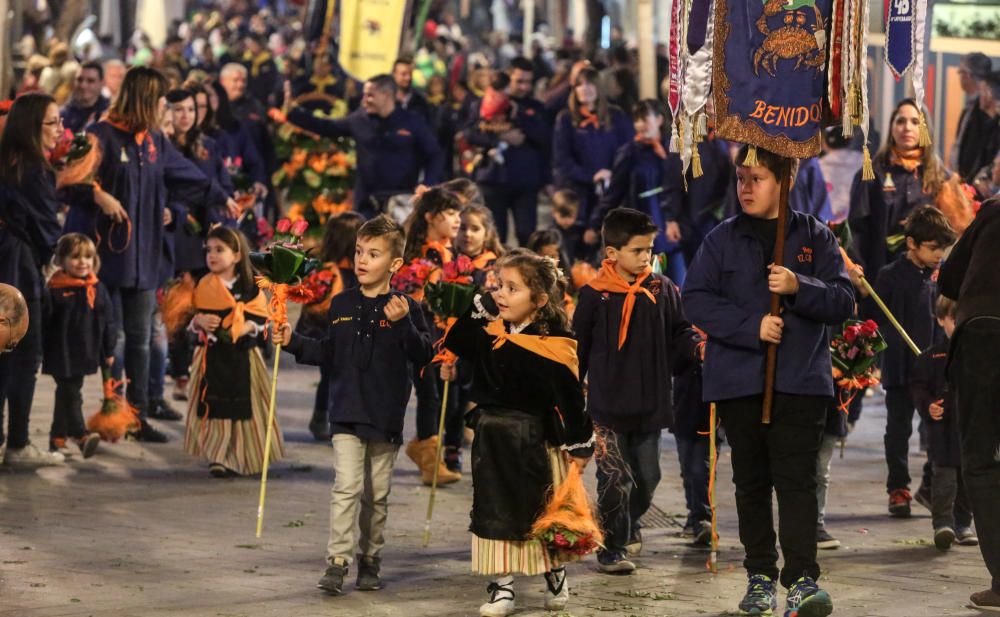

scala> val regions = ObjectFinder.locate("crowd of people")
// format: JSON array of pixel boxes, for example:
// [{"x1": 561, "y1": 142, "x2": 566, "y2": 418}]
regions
[{"x1": 2, "y1": 3, "x2": 1000, "y2": 617}]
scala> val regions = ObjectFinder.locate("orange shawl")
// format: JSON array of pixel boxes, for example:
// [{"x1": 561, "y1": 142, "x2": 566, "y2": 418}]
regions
[
  {"x1": 578, "y1": 106, "x2": 600, "y2": 129},
  {"x1": 890, "y1": 147, "x2": 923, "y2": 173},
  {"x1": 470, "y1": 250, "x2": 498, "y2": 271},
  {"x1": 48, "y1": 271, "x2": 98, "y2": 309},
  {"x1": 485, "y1": 319, "x2": 579, "y2": 379},
  {"x1": 193, "y1": 274, "x2": 269, "y2": 341},
  {"x1": 585, "y1": 259, "x2": 657, "y2": 350},
  {"x1": 422, "y1": 239, "x2": 453, "y2": 264}
]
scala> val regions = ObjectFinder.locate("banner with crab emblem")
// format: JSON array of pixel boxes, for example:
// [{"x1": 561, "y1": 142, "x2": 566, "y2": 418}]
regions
[{"x1": 713, "y1": 0, "x2": 833, "y2": 158}]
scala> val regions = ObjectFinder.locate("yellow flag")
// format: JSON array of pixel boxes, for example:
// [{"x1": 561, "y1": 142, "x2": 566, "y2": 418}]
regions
[{"x1": 338, "y1": 0, "x2": 409, "y2": 81}]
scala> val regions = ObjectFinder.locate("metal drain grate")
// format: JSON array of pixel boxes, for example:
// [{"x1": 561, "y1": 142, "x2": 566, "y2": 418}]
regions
[{"x1": 639, "y1": 504, "x2": 685, "y2": 529}]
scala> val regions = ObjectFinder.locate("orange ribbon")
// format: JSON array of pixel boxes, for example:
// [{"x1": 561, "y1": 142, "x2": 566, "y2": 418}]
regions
[
  {"x1": 578, "y1": 106, "x2": 600, "y2": 129},
  {"x1": 48, "y1": 270, "x2": 98, "y2": 309},
  {"x1": 585, "y1": 260, "x2": 657, "y2": 350}
]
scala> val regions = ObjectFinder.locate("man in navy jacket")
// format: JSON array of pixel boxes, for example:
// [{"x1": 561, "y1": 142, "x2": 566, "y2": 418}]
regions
[{"x1": 286, "y1": 75, "x2": 444, "y2": 219}]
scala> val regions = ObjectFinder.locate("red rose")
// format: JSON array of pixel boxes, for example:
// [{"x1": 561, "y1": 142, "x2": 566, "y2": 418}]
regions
[
  {"x1": 275, "y1": 218, "x2": 292, "y2": 234},
  {"x1": 860, "y1": 320, "x2": 878, "y2": 337},
  {"x1": 290, "y1": 219, "x2": 310, "y2": 237},
  {"x1": 843, "y1": 325, "x2": 860, "y2": 344}
]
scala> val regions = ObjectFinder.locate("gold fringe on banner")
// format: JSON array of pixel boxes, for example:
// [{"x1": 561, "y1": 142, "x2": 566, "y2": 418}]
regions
[
  {"x1": 862, "y1": 145, "x2": 875, "y2": 181},
  {"x1": 692, "y1": 147, "x2": 704, "y2": 178},
  {"x1": 918, "y1": 112, "x2": 932, "y2": 147},
  {"x1": 669, "y1": 122, "x2": 680, "y2": 153},
  {"x1": 742, "y1": 144, "x2": 759, "y2": 167}
]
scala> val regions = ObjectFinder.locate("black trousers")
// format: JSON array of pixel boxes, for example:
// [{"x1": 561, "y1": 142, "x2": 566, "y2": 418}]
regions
[
  {"x1": 954, "y1": 318, "x2": 1000, "y2": 592},
  {"x1": 412, "y1": 363, "x2": 441, "y2": 441},
  {"x1": 0, "y1": 297, "x2": 41, "y2": 450},
  {"x1": 50, "y1": 376, "x2": 87, "y2": 440},
  {"x1": 884, "y1": 386, "x2": 918, "y2": 492},
  {"x1": 480, "y1": 185, "x2": 539, "y2": 247},
  {"x1": 718, "y1": 393, "x2": 827, "y2": 589}
]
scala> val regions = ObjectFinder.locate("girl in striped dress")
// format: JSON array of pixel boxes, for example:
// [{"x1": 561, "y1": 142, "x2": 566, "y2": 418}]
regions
[{"x1": 185, "y1": 226, "x2": 283, "y2": 477}]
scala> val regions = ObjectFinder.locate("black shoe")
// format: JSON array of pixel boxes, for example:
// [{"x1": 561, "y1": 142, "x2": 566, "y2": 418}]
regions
[
  {"x1": 148, "y1": 399, "x2": 183, "y2": 421},
  {"x1": 444, "y1": 446, "x2": 462, "y2": 473},
  {"x1": 355, "y1": 554, "x2": 381, "y2": 591},
  {"x1": 209, "y1": 464, "x2": 230, "y2": 478},
  {"x1": 816, "y1": 527, "x2": 841, "y2": 550},
  {"x1": 318, "y1": 560, "x2": 348, "y2": 595},
  {"x1": 309, "y1": 418, "x2": 332, "y2": 442},
  {"x1": 133, "y1": 420, "x2": 169, "y2": 443}
]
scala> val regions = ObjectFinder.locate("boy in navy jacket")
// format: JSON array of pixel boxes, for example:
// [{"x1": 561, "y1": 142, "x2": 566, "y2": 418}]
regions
[
  {"x1": 574, "y1": 208, "x2": 699, "y2": 573},
  {"x1": 855, "y1": 206, "x2": 956, "y2": 517},
  {"x1": 910, "y1": 296, "x2": 976, "y2": 550},
  {"x1": 273, "y1": 215, "x2": 433, "y2": 596},
  {"x1": 683, "y1": 146, "x2": 853, "y2": 617}
]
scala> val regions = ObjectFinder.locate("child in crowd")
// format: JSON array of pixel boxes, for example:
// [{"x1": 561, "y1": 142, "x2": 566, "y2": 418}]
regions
[
  {"x1": 671, "y1": 357, "x2": 714, "y2": 547},
  {"x1": 443, "y1": 177, "x2": 486, "y2": 209},
  {"x1": 573, "y1": 208, "x2": 699, "y2": 572},
  {"x1": 185, "y1": 226, "x2": 281, "y2": 477},
  {"x1": 273, "y1": 215, "x2": 433, "y2": 595},
  {"x1": 550, "y1": 189, "x2": 587, "y2": 264},
  {"x1": 43, "y1": 233, "x2": 114, "y2": 458},
  {"x1": 683, "y1": 145, "x2": 854, "y2": 617},
  {"x1": 401, "y1": 187, "x2": 463, "y2": 484},
  {"x1": 910, "y1": 296, "x2": 977, "y2": 550},
  {"x1": 476, "y1": 72, "x2": 516, "y2": 167},
  {"x1": 593, "y1": 100, "x2": 687, "y2": 284},
  {"x1": 295, "y1": 211, "x2": 365, "y2": 441},
  {"x1": 443, "y1": 250, "x2": 594, "y2": 617},
  {"x1": 854, "y1": 205, "x2": 956, "y2": 517}
]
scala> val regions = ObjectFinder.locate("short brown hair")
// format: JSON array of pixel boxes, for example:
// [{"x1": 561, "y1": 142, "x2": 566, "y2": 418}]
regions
[
  {"x1": 55, "y1": 233, "x2": 100, "y2": 273},
  {"x1": 904, "y1": 205, "x2": 958, "y2": 248},
  {"x1": 736, "y1": 144, "x2": 800, "y2": 182},
  {"x1": 552, "y1": 189, "x2": 580, "y2": 219},
  {"x1": 358, "y1": 215, "x2": 406, "y2": 259},
  {"x1": 935, "y1": 295, "x2": 957, "y2": 320}
]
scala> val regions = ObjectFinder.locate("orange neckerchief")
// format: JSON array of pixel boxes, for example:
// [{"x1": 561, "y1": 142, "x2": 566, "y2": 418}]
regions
[
  {"x1": 470, "y1": 250, "x2": 498, "y2": 271},
  {"x1": 578, "y1": 106, "x2": 600, "y2": 129},
  {"x1": 422, "y1": 239, "x2": 454, "y2": 264},
  {"x1": 193, "y1": 274, "x2": 269, "y2": 341},
  {"x1": 485, "y1": 319, "x2": 579, "y2": 379},
  {"x1": 635, "y1": 135, "x2": 667, "y2": 159},
  {"x1": 890, "y1": 147, "x2": 924, "y2": 173},
  {"x1": 586, "y1": 259, "x2": 657, "y2": 350},
  {"x1": 106, "y1": 116, "x2": 155, "y2": 161},
  {"x1": 48, "y1": 271, "x2": 98, "y2": 309}
]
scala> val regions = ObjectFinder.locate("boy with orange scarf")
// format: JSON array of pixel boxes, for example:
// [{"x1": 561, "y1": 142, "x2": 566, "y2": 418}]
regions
[{"x1": 573, "y1": 208, "x2": 700, "y2": 573}]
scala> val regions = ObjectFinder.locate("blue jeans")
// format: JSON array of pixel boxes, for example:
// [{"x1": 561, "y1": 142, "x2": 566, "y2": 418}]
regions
[
  {"x1": 110, "y1": 287, "x2": 157, "y2": 418},
  {"x1": 676, "y1": 434, "x2": 712, "y2": 528},
  {"x1": 481, "y1": 185, "x2": 539, "y2": 247},
  {"x1": 595, "y1": 427, "x2": 662, "y2": 553},
  {"x1": 148, "y1": 311, "x2": 168, "y2": 403}
]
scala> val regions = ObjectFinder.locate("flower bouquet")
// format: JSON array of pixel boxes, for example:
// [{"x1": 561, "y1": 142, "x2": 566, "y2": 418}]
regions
[
  {"x1": 250, "y1": 218, "x2": 322, "y2": 286},
  {"x1": 424, "y1": 255, "x2": 477, "y2": 322},
  {"x1": 530, "y1": 462, "x2": 604, "y2": 561},
  {"x1": 391, "y1": 258, "x2": 439, "y2": 298},
  {"x1": 830, "y1": 319, "x2": 887, "y2": 413},
  {"x1": 86, "y1": 368, "x2": 141, "y2": 442}
]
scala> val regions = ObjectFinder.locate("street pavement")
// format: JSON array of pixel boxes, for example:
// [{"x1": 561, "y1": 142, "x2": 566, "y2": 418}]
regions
[{"x1": 0, "y1": 355, "x2": 992, "y2": 617}]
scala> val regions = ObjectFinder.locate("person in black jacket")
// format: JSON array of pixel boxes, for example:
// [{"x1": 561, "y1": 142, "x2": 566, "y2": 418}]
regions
[
  {"x1": 938, "y1": 196, "x2": 1000, "y2": 612},
  {"x1": 273, "y1": 215, "x2": 433, "y2": 597},
  {"x1": 573, "y1": 209, "x2": 699, "y2": 573},
  {"x1": 950, "y1": 53, "x2": 994, "y2": 183},
  {"x1": 42, "y1": 234, "x2": 115, "y2": 458},
  {"x1": 911, "y1": 296, "x2": 976, "y2": 551}
]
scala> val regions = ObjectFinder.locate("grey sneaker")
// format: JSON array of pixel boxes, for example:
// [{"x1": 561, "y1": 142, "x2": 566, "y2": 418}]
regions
[
  {"x1": 596, "y1": 550, "x2": 636, "y2": 574},
  {"x1": 355, "y1": 555, "x2": 381, "y2": 591},
  {"x1": 934, "y1": 526, "x2": 956, "y2": 551},
  {"x1": 957, "y1": 527, "x2": 980, "y2": 546},
  {"x1": 816, "y1": 527, "x2": 841, "y2": 550},
  {"x1": 317, "y1": 559, "x2": 348, "y2": 595},
  {"x1": 739, "y1": 574, "x2": 777, "y2": 615},
  {"x1": 4, "y1": 443, "x2": 65, "y2": 467}
]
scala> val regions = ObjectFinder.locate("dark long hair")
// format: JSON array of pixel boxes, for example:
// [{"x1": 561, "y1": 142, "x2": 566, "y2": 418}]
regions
[
  {"x1": 321, "y1": 212, "x2": 365, "y2": 264},
  {"x1": 495, "y1": 249, "x2": 569, "y2": 335},
  {"x1": 874, "y1": 98, "x2": 946, "y2": 196},
  {"x1": 165, "y1": 88, "x2": 203, "y2": 159},
  {"x1": 210, "y1": 81, "x2": 238, "y2": 133},
  {"x1": 0, "y1": 93, "x2": 56, "y2": 185},
  {"x1": 402, "y1": 187, "x2": 463, "y2": 262},
  {"x1": 206, "y1": 226, "x2": 257, "y2": 299},
  {"x1": 183, "y1": 81, "x2": 217, "y2": 134},
  {"x1": 569, "y1": 67, "x2": 610, "y2": 127}
]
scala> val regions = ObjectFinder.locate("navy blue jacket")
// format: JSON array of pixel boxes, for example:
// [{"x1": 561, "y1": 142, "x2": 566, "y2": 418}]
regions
[
  {"x1": 552, "y1": 107, "x2": 634, "y2": 225},
  {"x1": 464, "y1": 96, "x2": 552, "y2": 189},
  {"x1": 789, "y1": 157, "x2": 833, "y2": 222},
  {"x1": 574, "y1": 274, "x2": 698, "y2": 431},
  {"x1": 212, "y1": 123, "x2": 268, "y2": 186},
  {"x1": 64, "y1": 122, "x2": 229, "y2": 290},
  {"x1": 682, "y1": 210, "x2": 855, "y2": 402},
  {"x1": 869, "y1": 254, "x2": 941, "y2": 388},
  {"x1": 42, "y1": 278, "x2": 116, "y2": 379},
  {"x1": 593, "y1": 139, "x2": 684, "y2": 253},
  {"x1": 60, "y1": 96, "x2": 110, "y2": 133},
  {"x1": 287, "y1": 107, "x2": 444, "y2": 217},
  {"x1": 284, "y1": 287, "x2": 433, "y2": 442},
  {"x1": 910, "y1": 341, "x2": 960, "y2": 467}
]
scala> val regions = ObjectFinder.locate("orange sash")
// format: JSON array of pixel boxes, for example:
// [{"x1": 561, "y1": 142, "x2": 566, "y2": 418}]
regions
[
  {"x1": 193, "y1": 274, "x2": 269, "y2": 341},
  {"x1": 48, "y1": 271, "x2": 98, "y2": 309},
  {"x1": 422, "y1": 240, "x2": 453, "y2": 264},
  {"x1": 585, "y1": 259, "x2": 657, "y2": 350},
  {"x1": 485, "y1": 319, "x2": 579, "y2": 379},
  {"x1": 470, "y1": 250, "x2": 498, "y2": 271},
  {"x1": 635, "y1": 135, "x2": 667, "y2": 160},
  {"x1": 578, "y1": 106, "x2": 600, "y2": 129}
]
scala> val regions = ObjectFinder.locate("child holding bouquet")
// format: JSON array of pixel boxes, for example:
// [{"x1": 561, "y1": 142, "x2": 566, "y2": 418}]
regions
[
  {"x1": 443, "y1": 250, "x2": 595, "y2": 617},
  {"x1": 42, "y1": 234, "x2": 115, "y2": 458},
  {"x1": 400, "y1": 187, "x2": 463, "y2": 484},
  {"x1": 185, "y1": 226, "x2": 281, "y2": 477}
]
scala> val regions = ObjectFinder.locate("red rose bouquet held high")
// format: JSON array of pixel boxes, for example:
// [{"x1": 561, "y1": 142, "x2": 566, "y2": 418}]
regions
[{"x1": 830, "y1": 319, "x2": 888, "y2": 413}]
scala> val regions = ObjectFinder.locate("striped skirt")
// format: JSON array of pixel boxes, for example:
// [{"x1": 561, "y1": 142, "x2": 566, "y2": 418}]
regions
[
  {"x1": 471, "y1": 447, "x2": 579, "y2": 576},
  {"x1": 183, "y1": 347, "x2": 284, "y2": 475}
]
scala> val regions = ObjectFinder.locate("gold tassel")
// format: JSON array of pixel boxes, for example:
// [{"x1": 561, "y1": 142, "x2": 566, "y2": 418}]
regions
[
  {"x1": 692, "y1": 147, "x2": 704, "y2": 178},
  {"x1": 918, "y1": 112, "x2": 932, "y2": 147},
  {"x1": 862, "y1": 145, "x2": 875, "y2": 181},
  {"x1": 697, "y1": 112, "x2": 708, "y2": 141},
  {"x1": 669, "y1": 122, "x2": 680, "y2": 153},
  {"x1": 743, "y1": 144, "x2": 759, "y2": 167}
]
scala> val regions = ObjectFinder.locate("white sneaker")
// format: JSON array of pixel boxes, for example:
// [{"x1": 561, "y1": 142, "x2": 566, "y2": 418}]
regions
[
  {"x1": 4, "y1": 443, "x2": 65, "y2": 467},
  {"x1": 544, "y1": 568, "x2": 569, "y2": 611},
  {"x1": 480, "y1": 577, "x2": 515, "y2": 617}
]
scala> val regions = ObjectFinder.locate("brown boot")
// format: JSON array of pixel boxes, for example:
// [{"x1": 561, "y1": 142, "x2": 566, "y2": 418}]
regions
[
  {"x1": 970, "y1": 588, "x2": 1000, "y2": 612},
  {"x1": 405, "y1": 437, "x2": 429, "y2": 470},
  {"x1": 407, "y1": 437, "x2": 461, "y2": 485}
]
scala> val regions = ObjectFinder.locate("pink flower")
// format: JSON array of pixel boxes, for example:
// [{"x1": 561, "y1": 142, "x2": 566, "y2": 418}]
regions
[
  {"x1": 275, "y1": 218, "x2": 292, "y2": 234},
  {"x1": 290, "y1": 219, "x2": 310, "y2": 237}
]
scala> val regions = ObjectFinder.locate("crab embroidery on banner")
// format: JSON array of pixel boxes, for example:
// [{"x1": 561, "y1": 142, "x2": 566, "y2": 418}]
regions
[{"x1": 754, "y1": 0, "x2": 827, "y2": 77}]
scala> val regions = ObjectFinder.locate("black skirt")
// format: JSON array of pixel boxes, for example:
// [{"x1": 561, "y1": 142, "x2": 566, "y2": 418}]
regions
[{"x1": 471, "y1": 408, "x2": 553, "y2": 541}]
